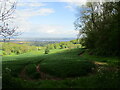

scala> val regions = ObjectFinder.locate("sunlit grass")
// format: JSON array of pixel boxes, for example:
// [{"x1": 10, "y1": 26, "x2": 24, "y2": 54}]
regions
[{"x1": 2, "y1": 48, "x2": 120, "y2": 88}]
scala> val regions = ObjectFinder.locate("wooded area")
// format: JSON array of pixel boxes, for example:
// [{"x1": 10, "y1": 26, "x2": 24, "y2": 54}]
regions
[{"x1": 75, "y1": 2, "x2": 120, "y2": 56}]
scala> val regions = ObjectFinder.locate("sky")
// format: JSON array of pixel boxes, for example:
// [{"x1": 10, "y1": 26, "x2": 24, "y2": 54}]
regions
[{"x1": 12, "y1": 0, "x2": 87, "y2": 38}]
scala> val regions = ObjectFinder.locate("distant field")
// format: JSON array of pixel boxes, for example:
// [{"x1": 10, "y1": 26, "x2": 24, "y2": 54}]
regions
[
  {"x1": 0, "y1": 43, "x2": 2, "y2": 56},
  {"x1": 2, "y1": 49, "x2": 66, "y2": 60}
]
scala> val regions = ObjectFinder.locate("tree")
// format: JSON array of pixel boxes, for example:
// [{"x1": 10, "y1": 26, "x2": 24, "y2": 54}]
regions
[
  {"x1": 0, "y1": 0, "x2": 19, "y2": 42},
  {"x1": 44, "y1": 47, "x2": 50, "y2": 54},
  {"x1": 54, "y1": 43, "x2": 61, "y2": 49},
  {"x1": 75, "y1": 2, "x2": 120, "y2": 56}
]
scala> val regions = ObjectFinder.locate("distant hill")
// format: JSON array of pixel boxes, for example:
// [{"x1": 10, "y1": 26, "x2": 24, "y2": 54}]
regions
[{"x1": 0, "y1": 37, "x2": 76, "y2": 42}]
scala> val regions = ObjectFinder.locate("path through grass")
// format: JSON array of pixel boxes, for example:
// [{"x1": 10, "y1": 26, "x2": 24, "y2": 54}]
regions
[{"x1": 2, "y1": 48, "x2": 120, "y2": 88}]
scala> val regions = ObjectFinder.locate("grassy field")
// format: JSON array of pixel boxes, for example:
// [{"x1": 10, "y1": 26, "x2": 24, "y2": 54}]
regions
[{"x1": 2, "y1": 48, "x2": 120, "y2": 88}]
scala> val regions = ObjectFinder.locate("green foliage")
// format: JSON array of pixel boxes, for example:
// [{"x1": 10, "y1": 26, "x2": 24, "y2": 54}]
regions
[
  {"x1": 70, "y1": 39, "x2": 80, "y2": 44},
  {"x1": 45, "y1": 48, "x2": 50, "y2": 54},
  {"x1": 2, "y1": 43, "x2": 38, "y2": 55},
  {"x1": 94, "y1": 68, "x2": 120, "y2": 88},
  {"x1": 1, "y1": 40, "x2": 82, "y2": 56},
  {"x1": 47, "y1": 44, "x2": 55, "y2": 49},
  {"x1": 75, "y1": 2, "x2": 120, "y2": 56},
  {"x1": 45, "y1": 40, "x2": 82, "y2": 50},
  {"x1": 54, "y1": 43, "x2": 61, "y2": 49},
  {"x1": 2, "y1": 67, "x2": 24, "y2": 88}
]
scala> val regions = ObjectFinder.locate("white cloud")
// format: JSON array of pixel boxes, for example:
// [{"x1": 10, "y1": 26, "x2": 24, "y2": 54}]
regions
[
  {"x1": 65, "y1": 5, "x2": 74, "y2": 11},
  {"x1": 29, "y1": 25, "x2": 78, "y2": 36},
  {"x1": 36, "y1": 8, "x2": 55, "y2": 16},
  {"x1": 29, "y1": 3, "x2": 46, "y2": 7},
  {"x1": 15, "y1": 8, "x2": 55, "y2": 19},
  {"x1": 64, "y1": 0, "x2": 87, "y2": 12},
  {"x1": 13, "y1": 17, "x2": 32, "y2": 33},
  {"x1": 14, "y1": 8, "x2": 55, "y2": 35},
  {"x1": 17, "y1": 2, "x2": 46, "y2": 7},
  {"x1": 38, "y1": 25, "x2": 60, "y2": 34},
  {"x1": 13, "y1": 1, "x2": 79, "y2": 37},
  {"x1": 18, "y1": 0, "x2": 86, "y2": 3},
  {"x1": 29, "y1": 25, "x2": 60, "y2": 34},
  {"x1": 17, "y1": 23, "x2": 78, "y2": 37},
  {"x1": 13, "y1": 0, "x2": 55, "y2": 37}
]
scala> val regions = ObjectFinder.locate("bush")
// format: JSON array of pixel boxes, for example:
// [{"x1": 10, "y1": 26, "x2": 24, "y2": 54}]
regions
[
  {"x1": 94, "y1": 69, "x2": 120, "y2": 88},
  {"x1": 45, "y1": 48, "x2": 50, "y2": 54},
  {"x1": 2, "y1": 68, "x2": 25, "y2": 88}
]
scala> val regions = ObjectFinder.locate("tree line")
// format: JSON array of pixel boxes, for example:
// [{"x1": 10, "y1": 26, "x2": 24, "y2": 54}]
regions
[
  {"x1": 75, "y1": 2, "x2": 120, "y2": 56},
  {"x1": 1, "y1": 39, "x2": 82, "y2": 55},
  {"x1": 2, "y1": 43, "x2": 37, "y2": 55},
  {"x1": 46, "y1": 39, "x2": 82, "y2": 50}
]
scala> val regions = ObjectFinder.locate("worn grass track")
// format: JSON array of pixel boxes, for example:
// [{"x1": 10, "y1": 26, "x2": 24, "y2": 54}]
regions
[{"x1": 2, "y1": 48, "x2": 120, "y2": 88}]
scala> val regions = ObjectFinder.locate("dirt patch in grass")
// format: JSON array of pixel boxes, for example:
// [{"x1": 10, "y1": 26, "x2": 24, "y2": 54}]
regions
[{"x1": 94, "y1": 61, "x2": 108, "y2": 65}]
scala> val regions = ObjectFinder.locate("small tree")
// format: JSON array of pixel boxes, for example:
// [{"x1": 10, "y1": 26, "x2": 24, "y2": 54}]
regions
[{"x1": 44, "y1": 47, "x2": 49, "y2": 54}]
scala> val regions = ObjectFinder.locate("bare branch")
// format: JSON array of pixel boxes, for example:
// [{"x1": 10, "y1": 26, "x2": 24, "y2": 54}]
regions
[{"x1": 0, "y1": 0, "x2": 20, "y2": 42}]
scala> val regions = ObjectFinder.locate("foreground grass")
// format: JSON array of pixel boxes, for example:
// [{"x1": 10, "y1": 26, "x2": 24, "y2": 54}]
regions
[{"x1": 2, "y1": 48, "x2": 120, "y2": 88}]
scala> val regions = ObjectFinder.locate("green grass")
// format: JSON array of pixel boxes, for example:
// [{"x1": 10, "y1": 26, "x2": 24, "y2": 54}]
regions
[
  {"x1": 2, "y1": 49, "x2": 69, "y2": 77},
  {"x1": 2, "y1": 48, "x2": 120, "y2": 88},
  {"x1": 81, "y1": 51, "x2": 120, "y2": 66},
  {"x1": 0, "y1": 50, "x2": 2, "y2": 55}
]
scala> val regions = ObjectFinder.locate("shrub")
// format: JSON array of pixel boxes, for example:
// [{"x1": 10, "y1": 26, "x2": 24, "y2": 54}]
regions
[{"x1": 45, "y1": 48, "x2": 50, "y2": 54}]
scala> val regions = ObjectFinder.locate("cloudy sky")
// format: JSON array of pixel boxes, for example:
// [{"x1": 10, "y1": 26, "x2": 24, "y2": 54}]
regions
[{"x1": 13, "y1": 0, "x2": 86, "y2": 38}]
